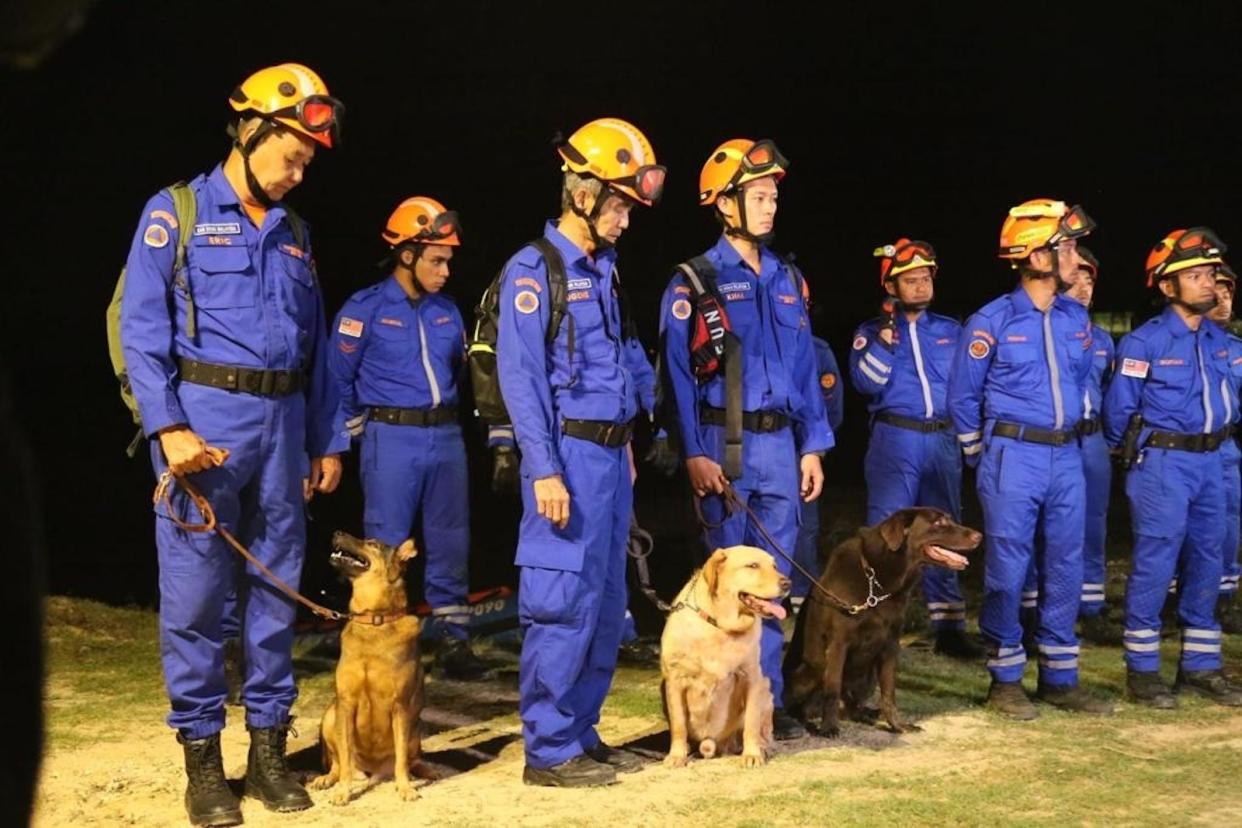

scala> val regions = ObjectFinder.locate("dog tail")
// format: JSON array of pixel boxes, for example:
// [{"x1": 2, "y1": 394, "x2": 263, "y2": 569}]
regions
[{"x1": 699, "y1": 738, "x2": 717, "y2": 759}]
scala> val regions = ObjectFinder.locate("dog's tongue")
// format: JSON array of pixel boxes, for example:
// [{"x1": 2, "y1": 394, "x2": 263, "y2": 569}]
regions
[
  {"x1": 925, "y1": 545, "x2": 969, "y2": 570},
  {"x1": 760, "y1": 599, "x2": 787, "y2": 620}
]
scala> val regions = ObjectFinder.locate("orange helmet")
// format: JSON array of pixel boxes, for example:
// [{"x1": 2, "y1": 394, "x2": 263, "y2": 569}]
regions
[
  {"x1": 873, "y1": 239, "x2": 938, "y2": 285},
  {"x1": 381, "y1": 197, "x2": 461, "y2": 247},
  {"x1": 998, "y1": 199, "x2": 1095, "y2": 260},
  {"x1": 1076, "y1": 245, "x2": 1099, "y2": 280},
  {"x1": 229, "y1": 63, "x2": 343, "y2": 149},
  {"x1": 699, "y1": 139, "x2": 788, "y2": 207},
  {"x1": 1217, "y1": 262, "x2": 1237, "y2": 289},
  {"x1": 1145, "y1": 227, "x2": 1226, "y2": 287},
  {"x1": 557, "y1": 118, "x2": 665, "y2": 206}
]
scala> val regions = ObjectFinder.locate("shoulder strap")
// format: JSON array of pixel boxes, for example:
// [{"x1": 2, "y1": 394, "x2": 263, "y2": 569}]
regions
[
  {"x1": 677, "y1": 254, "x2": 718, "y2": 299},
  {"x1": 167, "y1": 181, "x2": 198, "y2": 338},
  {"x1": 530, "y1": 237, "x2": 568, "y2": 344}
]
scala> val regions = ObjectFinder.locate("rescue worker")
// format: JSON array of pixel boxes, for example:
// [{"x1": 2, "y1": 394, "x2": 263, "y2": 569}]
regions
[
  {"x1": 120, "y1": 63, "x2": 346, "y2": 825},
  {"x1": 660, "y1": 138, "x2": 831, "y2": 741},
  {"x1": 497, "y1": 118, "x2": 665, "y2": 787},
  {"x1": 1203, "y1": 263, "x2": 1242, "y2": 633},
  {"x1": 948, "y1": 199, "x2": 1113, "y2": 719},
  {"x1": 328, "y1": 196, "x2": 490, "y2": 680},
  {"x1": 791, "y1": 281, "x2": 843, "y2": 614},
  {"x1": 1105, "y1": 228, "x2": 1242, "y2": 707},
  {"x1": 849, "y1": 239, "x2": 979, "y2": 659},
  {"x1": 1021, "y1": 247, "x2": 1121, "y2": 647}
]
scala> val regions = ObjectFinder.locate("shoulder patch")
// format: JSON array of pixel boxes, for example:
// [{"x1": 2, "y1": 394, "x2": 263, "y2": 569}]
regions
[
  {"x1": 852, "y1": 335, "x2": 868, "y2": 351},
  {"x1": 971, "y1": 328, "x2": 996, "y2": 345},
  {"x1": 671, "y1": 298, "x2": 692, "y2": 320},
  {"x1": 515, "y1": 290, "x2": 540, "y2": 315},
  {"x1": 143, "y1": 224, "x2": 170, "y2": 249},
  {"x1": 149, "y1": 209, "x2": 178, "y2": 228},
  {"x1": 1120, "y1": 357, "x2": 1150, "y2": 378},
  {"x1": 338, "y1": 317, "x2": 364, "y2": 338},
  {"x1": 969, "y1": 339, "x2": 991, "y2": 359},
  {"x1": 820, "y1": 372, "x2": 837, "y2": 390},
  {"x1": 514, "y1": 276, "x2": 543, "y2": 293}
]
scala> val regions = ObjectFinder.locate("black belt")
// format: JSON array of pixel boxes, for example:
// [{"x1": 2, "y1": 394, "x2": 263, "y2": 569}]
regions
[
  {"x1": 875, "y1": 412, "x2": 951, "y2": 433},
  {"x1": 562, "y1": 418, "x2": 635, "y2": 448},
  {"x1": 369, "y1": 405, "x2": 458, "y2": 427},
  {"x1": 700, "y1": 405, "x2": 789, "y2": 433},
  {"x1": 1145, "y1": 427, "x2": 1231, "y2": 453},
  {"x1": 1078, "y1": 418, "x2": 1102, "y2": 437},
  {"x1": 992, "y1": 420, "x2": 1080, "y2": 446},
  {"x1": 178, "y1": 358, "x2": 305, "y2": 397}
]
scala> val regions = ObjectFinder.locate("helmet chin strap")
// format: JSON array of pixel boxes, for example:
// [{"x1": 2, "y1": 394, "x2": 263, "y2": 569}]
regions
[
  {"x1": 568, "y1": 184, "x2": 615, "y2": 251},
  {"x1": 227, "y1": 120, "x2": 277, "y2": 208},
  {"x1": 722, "y1": 190, "x2": 774, "y2": 245},
  {"x1": 1168, "y1": 274, "x2": 1218, "y2": 315}
]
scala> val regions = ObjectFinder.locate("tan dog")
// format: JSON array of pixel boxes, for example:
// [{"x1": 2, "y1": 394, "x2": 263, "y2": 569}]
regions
[
  {"x1": 660, "y1": 545, "x2": 791, "y2": 768},
  {"x1": 310, "y1": 532, "x2": 432, "y2": 805}
]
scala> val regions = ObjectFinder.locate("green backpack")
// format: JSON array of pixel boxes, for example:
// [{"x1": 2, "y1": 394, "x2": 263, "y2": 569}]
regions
[{"x1": 106, "y1": 181, "x2": 307, "y2": 456}]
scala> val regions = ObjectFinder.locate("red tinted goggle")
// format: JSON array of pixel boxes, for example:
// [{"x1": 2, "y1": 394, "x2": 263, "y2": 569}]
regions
[
  {"x1": 892, "y1": 240, "x2": 936, "y2": 264},
  {"x1": 1175, "y1": 226, "x2": 1226, "y2": 256},
  {"x1": 739, "y1": 139, "x2": 788, "y2": 176},
  {"x1": 269, "y1": 94, "x2": 344, "y2": 140},
  {"x1": 610, "y1": 165, "x2": 667, "y2": 203},
  {"x1": 414, "y1": 210, "x2": 461, "y2": 242},
  {"x1": 1052, "y1": 204, "x2": 1095, "y2": 242}
]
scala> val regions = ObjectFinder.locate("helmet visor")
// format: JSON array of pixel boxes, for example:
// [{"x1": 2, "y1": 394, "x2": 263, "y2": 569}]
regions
[{"x1": 270, "y1": 94, "x2": 344, "y2": 144}]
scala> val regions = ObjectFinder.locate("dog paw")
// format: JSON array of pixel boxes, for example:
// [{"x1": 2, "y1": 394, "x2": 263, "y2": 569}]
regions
[
  {"x1": 395, "y1": 782, "x2": 420, "y2": 802},
  {"x1": 662, "y1": 752, "x2": 689, "y2": 768},
  {"x1": 308, "y1": 774, "x2": 334, "y2": 791},
  {"x1": 816, "y1": 723, "x2": 841, "y2": 739},
  {"x1": 329, "y1": 785, "x2": 352, "y2": 806},
  {"x1": 741, "y1": 751, "x2": 766, "y2": 769},
  {"x1": 851, "y1": 706, "x2": 881, "y2": 724},
  {"x1": 888, "y1": 720, "x2": 922, "y2": 734}
]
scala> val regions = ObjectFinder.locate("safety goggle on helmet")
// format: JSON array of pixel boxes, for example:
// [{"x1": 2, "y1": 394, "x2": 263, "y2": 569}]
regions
[
  {"x1": 874, "y1": 239, "x2": 938, "y2": 284},
  {"x1": 1145, "y1": 227, "x2": 1227, "y2": 287}
]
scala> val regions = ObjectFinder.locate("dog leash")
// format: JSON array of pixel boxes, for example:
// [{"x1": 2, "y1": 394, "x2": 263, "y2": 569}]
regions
[
  {"x1": 626, "y1": 514, "x2": 673, "y2": 613},
  {"x1": 694, "y1": 483, "x2": 891, "y2": 616},
  {"x1": 152, "y1": 453, "x2": 406, "y2": 626}
]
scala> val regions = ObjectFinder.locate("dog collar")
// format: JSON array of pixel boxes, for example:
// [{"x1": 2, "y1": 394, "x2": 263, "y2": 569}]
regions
[{"x1": 350, "y1": 608, "x2": 409, "y2": 626}]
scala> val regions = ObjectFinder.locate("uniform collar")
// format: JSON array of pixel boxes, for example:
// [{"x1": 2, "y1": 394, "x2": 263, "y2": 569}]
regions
[
  {"x1": 713, "y1": 234, "x2": 775, "y2": 279},
  {"x1": 207, "y1": 164, "x2": 241, "y2": 209},
  {"x1": 382, "y1": 275, "x2": 413, "y2": 303},
  {"x1": 543, "y1": 220, "x2": 615, "y2": 275},
  {"x1": 1162, "y1": 304, "x2": 1206, "y2": 338},
  {"x1": 1011, "y1": 283, "x2": 1066, "y2": 315}
]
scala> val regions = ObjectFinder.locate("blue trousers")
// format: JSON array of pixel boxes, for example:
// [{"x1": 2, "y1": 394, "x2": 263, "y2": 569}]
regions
[
  {"x1": 864, "y1": 421, "x2": 966, "y2": 631},
  {"x1": 1124, "y1": 448, "x2": 1225, "y2": 673},
  {"x1": 792, "y1": 498, "x2": 822, "y2": 600},
  {"x1": 516, "y1": 435, "x2": 632, "y2": 769},
  {"x1": 698, "y1": 425, "x2": 799, "y2": 709},
  {"x1": 977, "y1": 437, "x2": 1085, "y2": 687},
  {"x1": 361, "y1": 422, "x2": 471, "y2": 640},
  {"x1": 1219, "y1": 442, "x2": 1241, "y2": 597},
  {"x1": 151, "y1": 384, "x2": 307, "y2": 739}
]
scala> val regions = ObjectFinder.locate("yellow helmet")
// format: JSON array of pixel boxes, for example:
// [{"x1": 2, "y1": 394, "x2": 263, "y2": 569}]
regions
[
  {"x1": 997, "y1": 198, "x2": 1094, "y2": 260},
  {"x1": 698, "y1": 138, "x2": 788, "y2": 207},
  {"x1": 229, "y1": 63, "x2": 343, "y2": 148},
  {"x1": 556, "y1": 118, "x2": 665, "y2": 206}
]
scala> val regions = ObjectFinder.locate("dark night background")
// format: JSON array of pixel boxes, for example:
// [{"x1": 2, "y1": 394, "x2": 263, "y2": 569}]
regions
[{"x1": 4, "y1": 1, "x2": 1242, "y2": 620}]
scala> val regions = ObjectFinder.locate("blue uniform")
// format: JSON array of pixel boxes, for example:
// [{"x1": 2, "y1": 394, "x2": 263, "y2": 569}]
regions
[
  {"x1": 328, "y1": 277, "x2": 471, "y2": 640},
  {"x1": 498, "y1": 222, "x2": 636, "y2": 770},
  {"x1": 948, "y1": 287, "x2": 1092, "y2": 688},
  {"x1": 1217, "y1": 333, "x2": 1242, "y2": 597},
  {"x1": 850, "y1": 310, "x2": 966, "y2": 631},
  {"x1": 1104, "y1": 307, "x2": 1230, "y2": 674},
  {"x1": 661, "y1": 236, "x2": 833, "y2": 707},
  {"x1": 120, "y1": 166, "x2": 345, "y2": 739},
  {"x1": 792, "y1": 337, "x2": 844, "y2": 600}
]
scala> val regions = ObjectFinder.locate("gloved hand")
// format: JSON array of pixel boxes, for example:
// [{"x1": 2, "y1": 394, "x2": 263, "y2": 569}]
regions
[
  {"x1": 643, "y1": 434, "x2": 680, "y2": 476},
  {"x1": 491, "y1": 445, "x2": 520, "y2": 494}
]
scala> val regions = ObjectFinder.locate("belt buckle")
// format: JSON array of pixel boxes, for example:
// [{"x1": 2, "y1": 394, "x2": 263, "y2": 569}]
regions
[
  {"x1": 602, "y1": 422, "x2": 618, "y2": 445},
  {"x1": 759, "y1": 412, "x2": 774, "y2": 431},
  {"x1": 259, "y1": 371, "x2": 276, "y2": 396}
]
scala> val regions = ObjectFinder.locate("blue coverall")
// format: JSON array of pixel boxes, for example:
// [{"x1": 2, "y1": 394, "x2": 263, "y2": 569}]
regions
[
  {"x1": 792, "y1": 336, "x2": 844, "y2": 600},
  {"x1": 497, "y1": 223, "x2": 637, "y2": 769},
  {"x1": 1105, "y1": 307, "x2": 1230, "y2": 674},
  {"x1": 850, "y1": 310, "x2": 967, "y2": 632},
  {"x1": 120, "y1": 166, "x2": 345, "y2": 738},
  {"x1": 948, "y1": 286, "x2": 1093, "y2": 688},
  {"x1": 329, "y1": 276, "x2": 471, "y2": 640},
  {"x1": 660, "y1": 236, "x2": 833, "y2": 708}
]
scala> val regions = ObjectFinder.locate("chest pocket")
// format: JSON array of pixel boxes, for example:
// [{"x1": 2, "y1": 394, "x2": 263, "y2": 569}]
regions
[
  {"x1": 996, "y1": 342, "x2": 1038, "y2": 364},
  {"x1": 275, "y1": 240, "x2": 317, "y2": 327},
  {"x1": 188, "y1": 244, "x2": 256, "y2": 309},
  {"x1": 566, "y1": 291, "x2": 613, "y2": 362},
  {"x1": 1150, "y1": 357, "x2": 1192, "y2": 387},
  {"x1": 371, "y1": 320, "x2": 413, "y2": 363}
]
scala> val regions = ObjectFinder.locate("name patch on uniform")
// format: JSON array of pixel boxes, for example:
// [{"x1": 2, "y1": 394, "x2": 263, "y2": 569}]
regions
[
  {"x1": 936, "y1": 338, "x2": 952, "y2": 345},
  {"x1": 718, "y1": 282, "x2": 751, "y2": 293},
  {"x1": 1005, "y1": 334, "x2": 1028, "y2": 343},
  {"x1": 969, "y1": 339, "x2": 991, "y2": 359},
  {"x1": 777, "y1": 294, "x2": 800, "y2": 305},
  {"x1": 432, "y1": 315, "x2": 452, "y2": 326},
  {"x1": 379, "y1": 317, "x2": 405, "y2": 327},
  {"x1": 566, "y1": 278, "x2": 592, "y2": 291},
  {"x1": 853, "y1": 335, "x2": 868, "y2": 351},
  {"x1": 207, "y1": 235, "x2": 234, "y2": 246},
  {"x1": 1095, "y1": 349, "x2": 1109, "y2": 357},
  {"x1": 1120, "y1": 358, "x2": 1150, "y2": 378},
  {"x1": 671, "y1": 298, "x2": 692, "y2": 320},
  {"x1": 338, "y1": 317, "x2": 364, "y2": 338},
  {"x1": 1217, "y1": 349, "x2": 1229, "y2": 359},
  {"x1": 971, "y1": 329, "x2": 996, "y2": 345},
  {"x1": 143, "y1": 224, "x2": 169, "y2": 248},
  {"x1": 820, "y1": 372, "x2": 837, "y2": 390},
  {"x1": 567, "y1": 290, "x2": 592, "y2": 302},
  {"x1": 193, "y1": 222, "x2": 242, "y2": 236},
  {"x1": 149, "y1": 209, "x2": 178, "y2": 228},
  {"x1": 1156, "y1": 358, "x2": 1185, "y2": 366},
  {"x1": 279, "y1": 243, "x2": 306, "y2": 260},
  {"x1": 515, "y1": 290, "x2": 540, "y2": 314},
  {"x1": 514, "y1": 276, "x2": 542, "y2": 293}
]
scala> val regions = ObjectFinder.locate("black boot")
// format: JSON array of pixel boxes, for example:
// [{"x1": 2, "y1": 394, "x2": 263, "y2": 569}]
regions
[
  {"x1": 1174, "y1": 670, "x2": 1242, "y2": 706},
  {"x1": 222, "y1": 638, "x2": 243, "y2": 707},
  {"x1": 178, "y1": 733, "x2": 242, "y2": 827},
  {"x1": 522, "y1": 754, "x2": 617, "y2": 787},
  {"x1": 617, "y1": 637, "x2": 661, "y2": 666},
  {"x1": 985, "y1": 680, "x2": 1038, "y2": 720},
  {"x1": 1078, "y1": 612, "x2": 1124, "y2": 647},
  {"x1": 1019, "y1": 607, "x2": 1039, "y2": 657},
  {"x1": 1035, "y1": 683, "x2": 1114, "y2": 715},
  {"x1": 436, "y1": 639, "x2": 492, "y2": 681},
  {"x1": 585, "y1": 742, "x2": 645, "y2": 773},
  {"x1": 1218, "y1": 594, "x2": 1242, "y2": 635},
  {"x1": 773, "y1": 707, "x2": 807, "y2": 740},
  {"x1": 1127, "y1": 670, "x2": 1177, "y2": 709},
  {"x1": 933, "y1": 628, "x2": 985, "y2": 660},
  {"x1": 244, "y1": 722, "x2": 312, "y2": 812}
]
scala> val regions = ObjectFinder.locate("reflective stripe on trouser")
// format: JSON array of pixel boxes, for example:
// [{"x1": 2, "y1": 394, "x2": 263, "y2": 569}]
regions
[
  {"x1": 1124, "y1": 448, "x2": 1225, "y2": 673},
  {"x1": 864, "y1": 422, "x2": 966, "y2": 631},
  {"x1": 361, "y1": 422, "x2": 470, "y2": 641},
  {"x1": 698, "y1": 425, "x2": 800, "y2": 707},
  {"x1": 1220, "y1": 442, "x2": 1241, "y2": 596},
  {"x1": 1080, "y1": 430, "x2": 1112, "y2": 615},
  {"x1": 516, "y1": 436, "x2": 632, "y2": 769},
  {"x1": 151, "y1": 383, "x2": 307, "y2": 739},
  {"x1": 792, "y1": 497, "x2": 822, "y2": 599},
  {"x1": 977, "y1": 439, "x2": 1085, "y2": 686}
]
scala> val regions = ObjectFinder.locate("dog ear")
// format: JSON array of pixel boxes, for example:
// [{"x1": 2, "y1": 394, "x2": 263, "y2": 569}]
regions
[
  {"x1": 396, "y1": 539, "x2": 418, "y2": 563},
  {"x1": 702, "y1": 549, "x2": 728, "y2": 596},
  {"x1": 878, "y1": 513, "x2": 910, "y2": 551}
]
